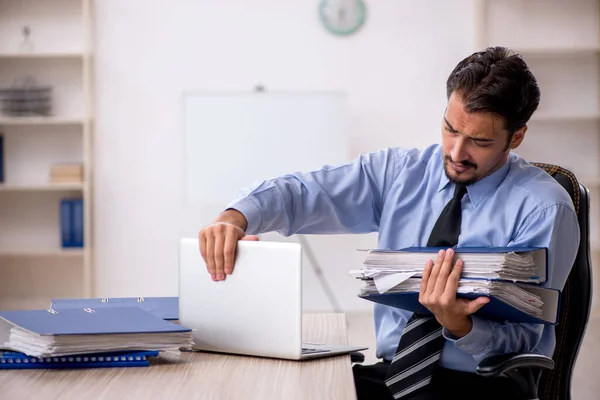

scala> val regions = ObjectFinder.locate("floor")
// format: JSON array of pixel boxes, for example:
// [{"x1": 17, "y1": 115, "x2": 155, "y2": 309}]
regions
[{"x1": 345, "y1": 311, "x2": 600, "y2": 400}]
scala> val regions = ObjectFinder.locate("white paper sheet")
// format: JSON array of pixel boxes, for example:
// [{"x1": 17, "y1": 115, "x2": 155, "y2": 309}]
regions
[{"x1": 373, "y1": 271, "x2": 417, "y2": 294}]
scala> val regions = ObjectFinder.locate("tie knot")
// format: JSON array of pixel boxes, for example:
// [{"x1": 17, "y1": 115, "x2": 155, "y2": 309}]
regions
[{"x1": 453, "y1": 183, "x2": 467, "y2": 200}]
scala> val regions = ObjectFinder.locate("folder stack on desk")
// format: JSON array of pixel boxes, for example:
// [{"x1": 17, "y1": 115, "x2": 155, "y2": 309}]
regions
[
  {"x1": 351, "y1": 247, "x2": 560, "y2": 325},
  {"x1": 0, "y1": 305, "x2": 193, "y2": 369}
]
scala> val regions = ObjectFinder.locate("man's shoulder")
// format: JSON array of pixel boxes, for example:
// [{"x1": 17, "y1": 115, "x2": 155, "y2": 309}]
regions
[
  {"x1": 506, "y1": 153, "x2": 576, "y2": 211},
  {"x1": 382, "y1": 143, "x2": 442, "y2": 166}
]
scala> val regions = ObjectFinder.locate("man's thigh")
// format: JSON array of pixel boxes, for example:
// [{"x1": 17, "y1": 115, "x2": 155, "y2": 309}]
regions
[
  {"x1": 352, "y1": 362, "x2": 394, "y2": 400},
  {"x1": 353, "y1": 364, "x2": 524, "y2": 400}
]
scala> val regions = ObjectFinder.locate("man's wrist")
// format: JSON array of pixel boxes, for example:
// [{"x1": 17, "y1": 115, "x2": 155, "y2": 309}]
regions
[
  {"x1": 216, "y1": 209, "x2": 248, "y2": 231},
  {"x1": 444, "y1": 316, "x2": 473, "y2": 338}
]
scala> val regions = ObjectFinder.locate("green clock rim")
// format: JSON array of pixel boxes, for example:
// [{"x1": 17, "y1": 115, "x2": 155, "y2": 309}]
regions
[{"x1": 318, "y1": 0, "x2": 367, "y2": 36}]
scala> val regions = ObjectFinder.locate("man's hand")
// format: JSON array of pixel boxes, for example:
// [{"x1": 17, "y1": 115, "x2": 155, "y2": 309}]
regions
[
  {"x1": 419, "y1": 248, "x2": 490, "y2": 338},
  {"x1": 198, "y1": 209, "x2": 259, "y2": 281}
]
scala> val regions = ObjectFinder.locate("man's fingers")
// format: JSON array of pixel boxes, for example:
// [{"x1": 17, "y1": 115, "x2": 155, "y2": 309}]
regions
[
  {"x1": 419, "y1": 259, "x2": 434, "y2": 302},
  {"x1": 199, "y1": 231, "x2": 207, "y2": 264},
  {"x1": 213, "y1": 233, "x2": 226, "y2": 280},
  {"x1": 464, "y1": 296, "x2": 490, "y2": 315},
  {"x1": 242, "y1": 235, "x2": 260, "y2": 241},
  {"x1": 434, "y1": 248, "x2": 454, "y2": 295},
  {"x1": 426, "y1": 249, "x2": 445, "y2": 294},
  {"x1": 445, "y1": 258, "x2": 463, "y2": 293},
  {"x1": 223, "y1": 232, "x2": 238, "y2": 275},
  {"x1": 205, "y1": 232, "x2": 216, "y2": 279},
  {"x1": 420, "y1": 259, "x2": 434, "y2": 292}
]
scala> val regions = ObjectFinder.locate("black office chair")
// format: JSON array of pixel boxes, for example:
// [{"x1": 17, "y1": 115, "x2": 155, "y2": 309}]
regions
[{"x1": 476, "y1": 163, "x2": 594, "y2": 400}]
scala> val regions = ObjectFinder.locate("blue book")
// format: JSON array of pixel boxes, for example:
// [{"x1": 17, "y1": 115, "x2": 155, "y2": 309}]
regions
[
  {"x1": 50, "y1": 297, "x2": 179, "y2": 321},
  {"x1": 363, "y1": 247, "x2": 548, "y2": 283},
  {"x1": 360, "y1": 283, "x2": 560, "y2": 325},
  {"x1": 72, "y1": 198, "x2": 84, "y2": 247},
  {"x1": 0, "y1": 350, "x2": 159, "y2": 370},
  {"x1": 60, "y1": 198, "x2": 84, "y2": 248},
  {"x1": 0, "y1": 307, "x2": 192, "y2": 358},
  {"x1": 60, "y1": 198, "x2": 74, "y2": 248},
  {"x1": 0, "y1": 133, "x2": 4, "y2": 183}
]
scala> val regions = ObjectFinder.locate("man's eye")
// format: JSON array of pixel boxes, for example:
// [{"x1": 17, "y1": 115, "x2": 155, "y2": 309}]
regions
[{"x1": 444, "y1": 127, "x2": 457, "y2": 135}]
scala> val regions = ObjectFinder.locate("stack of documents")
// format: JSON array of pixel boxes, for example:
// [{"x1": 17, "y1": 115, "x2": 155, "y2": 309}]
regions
[
  {"x1": 359, "y1": 247, "x2": 547, "y2": 283},
  {"x1": 0, "y1": 307, "x2": 193, "y2": 358},
  {"x1": 352, "y1": 247, "x2": 560, "y2": 324},
  {"x1": 360, "y1": 278, "x2": 544, "y2": 319}
]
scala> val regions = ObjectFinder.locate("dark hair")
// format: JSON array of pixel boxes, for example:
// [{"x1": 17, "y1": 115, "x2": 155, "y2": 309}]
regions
[{"x1": 446, "y1": 46, "x2": 540, "y2": 135}]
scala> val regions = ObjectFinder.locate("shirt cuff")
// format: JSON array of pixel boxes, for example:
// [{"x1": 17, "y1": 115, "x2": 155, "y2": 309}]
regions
[
  {"x1": 225, "y1": 197, "x2": 264, "y2": 235},
  {"x1": 442, "y1": 315, "x2": 492, "y2": 355}
]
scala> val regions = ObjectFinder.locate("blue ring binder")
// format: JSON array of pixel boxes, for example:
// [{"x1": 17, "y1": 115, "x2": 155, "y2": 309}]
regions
[{"x1": 0, "y1": 350, "x2": 160, "y2": 370}]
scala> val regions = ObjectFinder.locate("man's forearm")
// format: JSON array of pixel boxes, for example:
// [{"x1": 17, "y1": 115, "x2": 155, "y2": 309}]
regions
[{"x1": 443, "y1": 316, "x2": 545, "y2": 363}]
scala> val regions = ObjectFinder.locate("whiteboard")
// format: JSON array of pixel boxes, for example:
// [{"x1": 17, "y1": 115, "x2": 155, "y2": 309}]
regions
[{"x1": 182, "y1": 91, "x2": 350, "y2": 214}]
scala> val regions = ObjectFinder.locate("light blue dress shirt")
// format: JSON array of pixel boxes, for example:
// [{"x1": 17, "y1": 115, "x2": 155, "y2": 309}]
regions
[{"x1": 226, "y1": 143, "x2": 580, "y2": 373}]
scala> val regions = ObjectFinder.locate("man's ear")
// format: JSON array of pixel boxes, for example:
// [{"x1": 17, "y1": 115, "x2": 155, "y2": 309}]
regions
[{"x1": 509, "y1": 125, "x2": 527, "y2": 150}]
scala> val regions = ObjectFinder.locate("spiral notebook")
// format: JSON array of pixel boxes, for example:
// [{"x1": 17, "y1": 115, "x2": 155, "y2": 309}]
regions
[{"x1": 0, "y1": 350, "x2": 159, "y2": 369}]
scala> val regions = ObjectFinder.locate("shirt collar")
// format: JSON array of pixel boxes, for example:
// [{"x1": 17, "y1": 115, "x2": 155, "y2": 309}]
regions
[{"x1": 437, "y1": 153, "x2": 512, "y2": 207}]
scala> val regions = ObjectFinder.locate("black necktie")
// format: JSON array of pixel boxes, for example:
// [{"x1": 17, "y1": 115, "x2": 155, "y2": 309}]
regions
[{"x1": 385, "y1": 183, "x2": 468, "y2": 399}]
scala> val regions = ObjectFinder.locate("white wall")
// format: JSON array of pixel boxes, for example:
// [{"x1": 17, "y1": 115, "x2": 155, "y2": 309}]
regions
[{"x1": 92, "y1": 0, "x2": 477, "y2": 312}]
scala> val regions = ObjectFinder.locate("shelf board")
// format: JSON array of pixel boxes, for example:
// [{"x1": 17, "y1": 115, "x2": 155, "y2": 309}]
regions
[
  {"x1": 530, "y1": 113, "x2": 600, "y2": 122},
  {"x1": 0, "y1": 116, "x2": 85, "y2": 126},
  {"x1": 513, "y1": 47, "x2": 600, "y2": 56},
  {"x1": 0, "y1": 183, "x2": 84, "y2": 192},
  {"x1": 0, "y1": 248, "x2": 84, "y2": 257},
  {"x1": 579, "y1": 177, "x2": 600, "y2": 187},
  {"x1": 0, "y1": 297, "x2": 53, "y2": 311},
  {"x1": 0, "y1": 52, "x2": 85, "y2": 60}
]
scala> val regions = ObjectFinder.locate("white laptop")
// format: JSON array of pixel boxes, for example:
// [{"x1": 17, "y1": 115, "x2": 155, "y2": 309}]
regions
[{"x1": 178, "y1": 237, "x2": 367, "y2": 360}]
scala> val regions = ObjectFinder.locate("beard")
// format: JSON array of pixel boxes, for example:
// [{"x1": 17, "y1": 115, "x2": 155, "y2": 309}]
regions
[{"x1": 443, "y1": 156, "x2": 479, "y2": 186}]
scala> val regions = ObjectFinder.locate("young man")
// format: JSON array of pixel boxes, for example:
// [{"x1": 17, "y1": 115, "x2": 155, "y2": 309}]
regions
[{"x1": 197, "y1": 47, "x2": 580, "y2": 399}]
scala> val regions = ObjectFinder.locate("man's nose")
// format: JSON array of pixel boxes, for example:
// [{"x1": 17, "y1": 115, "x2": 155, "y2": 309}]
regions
[{"x1": 451, "y1": 138, "x2": 468, "y2": 161}]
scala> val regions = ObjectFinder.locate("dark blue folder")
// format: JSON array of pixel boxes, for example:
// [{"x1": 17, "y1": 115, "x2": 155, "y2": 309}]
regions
[
  {"x1": 50, "y1": 297, "x2": 179, "y2": 321},
  {"x1": 0, "y1": 350, "x2": 159, "y2": 370},
  {"x1": 360, "y1": 284, "x2": 560, "y2": 325},
  {"x1": 0, "y1": 306, "x2": 189, "y2": 336}
]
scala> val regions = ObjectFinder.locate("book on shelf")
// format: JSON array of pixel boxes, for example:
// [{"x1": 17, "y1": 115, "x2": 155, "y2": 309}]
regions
[
  {"x1": 60, "y1": 197, "x2": 83, "y2": 248},
  {"x1": 351, "y1": 246, "x2": 558, "y2": 324},
  {"x1": 50, "y1": 163, "x2": 83, "y2": 184},
  {"x1": 0, "y1": 132, "x2": 4, "y2": 183}
]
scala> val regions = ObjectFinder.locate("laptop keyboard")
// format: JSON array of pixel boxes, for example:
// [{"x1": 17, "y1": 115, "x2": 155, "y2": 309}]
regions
[{"x1": 301, "y1": 347, "x2": 330, "y2": 354}]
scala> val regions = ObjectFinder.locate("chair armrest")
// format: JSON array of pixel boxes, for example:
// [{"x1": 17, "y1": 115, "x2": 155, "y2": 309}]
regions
[
  {"x1": 476, "y1": 353, "x2": 554, "y2": 378},
  {"x1": 350, "y1": 351, "x2": 365, "y2": 363}
]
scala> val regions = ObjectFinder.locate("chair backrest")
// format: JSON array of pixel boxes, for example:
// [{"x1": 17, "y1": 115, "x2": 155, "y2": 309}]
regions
[{"x1": 530, "y1": 163, "x2": 594, "y2": 400}]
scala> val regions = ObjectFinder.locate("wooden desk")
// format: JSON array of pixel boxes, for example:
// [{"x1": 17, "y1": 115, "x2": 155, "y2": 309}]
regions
[{"x1": 0, "y1": 313, "x2": 358, "y2": 400}]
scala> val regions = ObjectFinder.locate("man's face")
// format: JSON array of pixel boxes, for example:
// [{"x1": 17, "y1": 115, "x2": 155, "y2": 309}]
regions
[{"x1": 441, "y1": 93, "x2": 525, "y2": 185}]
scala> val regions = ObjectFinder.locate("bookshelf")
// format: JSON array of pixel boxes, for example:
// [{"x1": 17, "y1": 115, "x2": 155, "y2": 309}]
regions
[
  {"x1": 0, "y1": 0, "x2": 94, "y2": 310},
  {"x1": 474, "y1": 0, "x2": 600, "y2": 312}
]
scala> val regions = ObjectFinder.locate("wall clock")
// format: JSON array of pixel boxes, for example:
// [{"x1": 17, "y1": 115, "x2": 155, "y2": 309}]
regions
[{"x1": 318, "y1": 0, "x2": 367, "y2": 36}]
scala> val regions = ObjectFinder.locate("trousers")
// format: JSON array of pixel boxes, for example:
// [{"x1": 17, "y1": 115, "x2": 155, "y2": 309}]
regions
[{"x1": 352, "y1": 361, "x2": 525, "y2": 400}]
